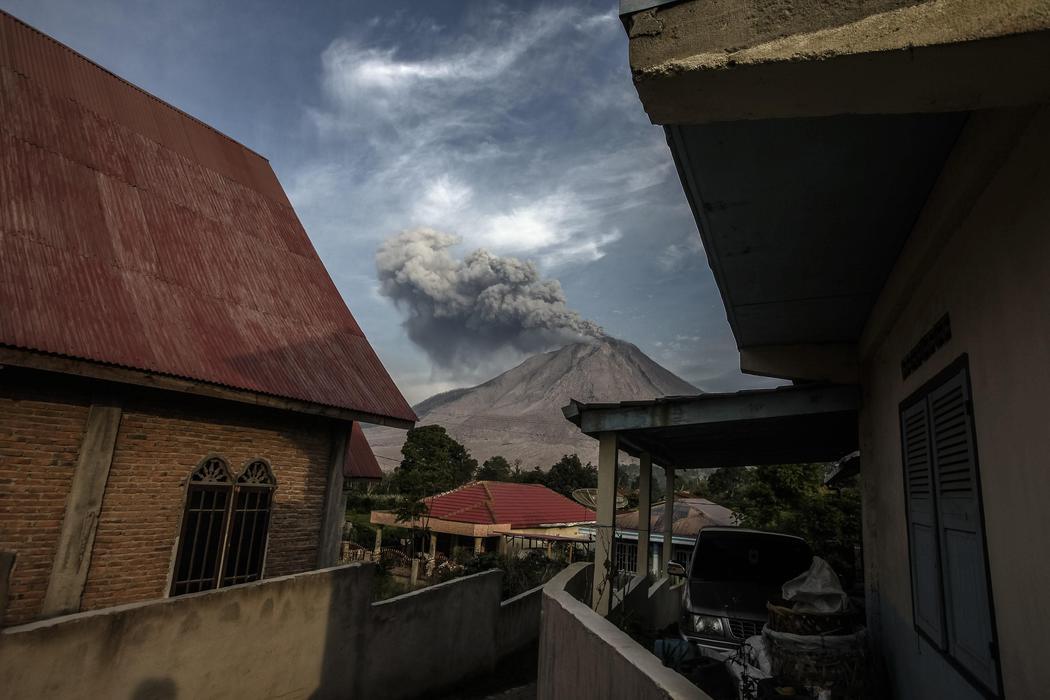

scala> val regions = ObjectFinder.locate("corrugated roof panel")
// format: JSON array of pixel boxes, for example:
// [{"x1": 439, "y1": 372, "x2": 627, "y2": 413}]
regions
[
  {"x1": 424, "y1": 482, "x2": 596, "y2": 528},
  {"x1": 344, "y1": 422, "x2": 383, "y2": 480},
  {"x1": 0, "y1": 10, "x2": 415, "y2": 424}
]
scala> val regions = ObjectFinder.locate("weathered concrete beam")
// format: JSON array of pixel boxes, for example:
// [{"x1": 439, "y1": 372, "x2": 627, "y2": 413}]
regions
[
  {"x1": 740, "y1": 343, "x2": 858, "y2": 384},
  {"x1": 591, "y1": 432, "x2": 619, "y2": 616},
  {"x1": 627, "y1": 0, "x2": 1050, "y2": 124},
  {"x1": 42, "y1": 400, "x2": 123, "y2": 617},
  {"x1": 575, "y1": 384, "x2": 859, "y2": 435},
  {"x1": 0, "y1": 551, "x2": 15, "y2": 626},
  {"x1": 635, "y1": 453, "x2": 652, "y2": 578},
  {"x1": 317, "y1": 424, "x2": 348, "y2": 568},
  {"x1": 662, "y1": 468, "x2": 674, "y2": 572}
]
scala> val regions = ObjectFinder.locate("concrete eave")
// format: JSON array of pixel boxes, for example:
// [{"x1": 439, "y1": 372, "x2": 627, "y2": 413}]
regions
[{"x1": 626, "y1": 0, "x2": 1050, "y2": 124}]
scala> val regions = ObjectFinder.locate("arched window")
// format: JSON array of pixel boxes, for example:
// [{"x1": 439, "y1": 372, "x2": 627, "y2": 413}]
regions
[
  {"x1": 170, "y1": 457, "x2": 277, "y2": 596},
  {"x1": 222, "y1": 460, "x2": 277, "y2": 586},
  {"x1": 171, "y1": 457, "x2": 235, "y2": 595}
]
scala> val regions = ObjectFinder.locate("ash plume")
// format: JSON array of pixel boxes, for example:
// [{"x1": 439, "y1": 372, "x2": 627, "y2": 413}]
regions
[{"x1": 376, "y1": 229, "x2": 604, "y2": 367}]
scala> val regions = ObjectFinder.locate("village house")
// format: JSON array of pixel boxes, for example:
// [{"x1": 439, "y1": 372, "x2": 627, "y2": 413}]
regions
[
  {"x1": 370, "y1": 481, "x2": 595, "y2": 560},
  {"x1": 538, "y1": 2, "x2": 1050, "y2": 699},
  {"x1": 0, "y1": 10, "x2": 415, "y2": 627},
  {"x1": 583, "y1": 497, "x2": 735, "y2": 577}
]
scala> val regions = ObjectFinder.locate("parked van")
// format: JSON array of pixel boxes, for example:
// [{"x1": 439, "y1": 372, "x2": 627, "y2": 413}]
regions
[{"x1": 669, "y1": 527, "x2": 812, "y2": 650}]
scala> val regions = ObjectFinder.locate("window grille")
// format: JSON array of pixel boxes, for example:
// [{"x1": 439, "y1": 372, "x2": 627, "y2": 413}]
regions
[
  {"x1": 171, "y1": 457, "x2": 276, "y2": 597},
  {"x1": 222, "y1": 461, "x2": 276, "y2": 586}
]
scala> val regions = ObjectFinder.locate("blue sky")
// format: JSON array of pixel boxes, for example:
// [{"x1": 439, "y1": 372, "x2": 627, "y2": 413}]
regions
[{"x1": 4, "y1": 0, "x2": 778, "y2": 403}]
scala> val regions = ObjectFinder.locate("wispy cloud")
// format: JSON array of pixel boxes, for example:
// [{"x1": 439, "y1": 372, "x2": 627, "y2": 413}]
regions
[{"x1": 293, "y1": 4, "x2": 661, "y2": 270}]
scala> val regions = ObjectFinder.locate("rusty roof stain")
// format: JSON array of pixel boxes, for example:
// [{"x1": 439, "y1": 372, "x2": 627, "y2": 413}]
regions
[{"x1": 0, "y1": 11, "x2": 415, "y2": 425}]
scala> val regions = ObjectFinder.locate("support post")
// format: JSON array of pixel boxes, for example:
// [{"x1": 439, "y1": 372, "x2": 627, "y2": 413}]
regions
[
  {"x1": 592, "y1": 431, "x2": 619, "y2": 616},
  {"x1": 410, "y1": 559, "x2": 420, "y2": 587},
  {"x1": 373, "y1": 526, "x2": 383, "y2": 560},
  {"x1": 474, "y1": 536, "x2": 483, "y2": 555},
  {"x1": 0, "y1": 551, "x2": 15, "y2": 626},
  {"x1": 317, "y1": 424, "x2": 348, "y2": 568},
  {"x1": 42, "y1": 400, "x2": 122, "y2": 617},
  {"x1": 429, "y1": 533, "x2": 437, "y2": 559},
  {"x1": 662, "y1": 467, "x2": 675, "y2": 572},
  {"x1": 636, "y1": 452, "x2": 652, "y2": 578}
]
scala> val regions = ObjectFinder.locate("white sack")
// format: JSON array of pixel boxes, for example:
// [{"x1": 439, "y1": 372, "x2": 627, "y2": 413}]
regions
[{"x1": 782, "y1": 556, "x2": 849, "y2": 613}]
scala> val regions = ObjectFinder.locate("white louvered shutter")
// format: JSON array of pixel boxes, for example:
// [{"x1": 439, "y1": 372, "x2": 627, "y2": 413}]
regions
[
  {"x1": 901, "y1": 399, "x2": 945, "y2": 646},
  {"x1": 929, "y1": 369, "x2": 998, "y2": 694}
]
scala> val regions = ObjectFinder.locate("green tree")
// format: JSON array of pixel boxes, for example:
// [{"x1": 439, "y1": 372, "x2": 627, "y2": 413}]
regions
[
  {"x1": 393, "y1": 425, "x2": 477, "y2": 496},
  {"x1": 391, "y1": 425, "x2": 477, "y2": 554},
  {"x1": 511, "y1": 465, "x2": 547, "y2": 485},
  {"x1": 476, "y1": 455, "x2": 512, "y2": 481},
  {"x1": 705, "y1": 466, "x2": 755, "y2": 504},
  {"x1": 544, "y1": 454, "x2": 598, "y2": 497}
]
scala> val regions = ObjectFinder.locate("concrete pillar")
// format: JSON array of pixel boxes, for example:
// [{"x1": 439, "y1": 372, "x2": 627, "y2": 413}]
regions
[
  {"x1": 317, "y1": 425, "x2": 348, "y2": 568},
  {"x1": 592, "y1": 431, "x2": 619, "y2": 616},
  {"x1": 662, "y1": 467, "x2": 675, "y2": 572},
  {"x1": 410, "y1": 559, "x2": 420, "y2": 587},
  {"x1": 474, "y1": 536, "x2": 483, "y2": 555},
  {"x1": 429, "y1": 533, "x2": 437, "y2": 559},
  {"x1": 42, "y1": 400, "x2": 122, "y2": 617},
  {"x1": 373, "y1": 526, "x2": 383, "y2": 560},
  {"x1": 0, "y1": 551, "x2": 14, "y2": 627},
  {"x1": 636, "y1": 452, "x2": 652, "y2": 578}
]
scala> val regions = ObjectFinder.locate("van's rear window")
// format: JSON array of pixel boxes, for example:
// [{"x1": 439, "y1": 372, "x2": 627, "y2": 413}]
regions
[{"x1": 691, "y1": 531, "x2": 812, "y2": 584}]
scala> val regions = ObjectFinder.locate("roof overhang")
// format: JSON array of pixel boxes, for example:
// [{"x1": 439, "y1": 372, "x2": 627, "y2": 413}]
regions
[
  {"x1": 620, "y1": 0, "x2": 1050, "y2": 382},
  {"x1": 623, "y1": 0, "x2": 1050, "y2": 125},
  {"x1": 563, "y1": 384, "x2": 859, "y2": 468}
]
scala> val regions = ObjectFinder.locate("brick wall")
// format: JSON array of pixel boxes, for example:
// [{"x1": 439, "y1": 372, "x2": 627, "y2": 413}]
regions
[
  {"x1": 81, "y1": 393, "x2": 333, "y2": 611},
  {"x1": 0, "y1": 369, "x2": 335, "y2": 623},
  {"x1": 0, "y1": 381, "x2": 87, "y2": 626}
]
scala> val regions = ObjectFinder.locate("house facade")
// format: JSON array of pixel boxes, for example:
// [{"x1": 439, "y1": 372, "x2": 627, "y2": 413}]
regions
[
  {"x1": 0, "y1": 11, "x2": 414, "y2": 626},
  {"x1": 616, "y1": 1, "x2": 1050, "y2": 697},
  {"x1": 371, "y1": 481, "x2": 595, "y2": 559}
]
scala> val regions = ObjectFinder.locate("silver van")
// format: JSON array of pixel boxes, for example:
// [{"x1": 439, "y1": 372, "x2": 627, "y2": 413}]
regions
[{"x1": 668, "y1": 527, "x2": 812, "y2": 650}]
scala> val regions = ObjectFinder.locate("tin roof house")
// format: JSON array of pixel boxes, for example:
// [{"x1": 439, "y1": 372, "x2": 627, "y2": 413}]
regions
[{"x1": 0, "y1": 10, "x2": 414, "y2": 626}]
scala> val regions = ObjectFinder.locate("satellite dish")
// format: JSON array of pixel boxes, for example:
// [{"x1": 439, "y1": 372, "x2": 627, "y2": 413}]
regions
[{"x1": 572, "y1": 488, "x2": 627, "y2": 510}]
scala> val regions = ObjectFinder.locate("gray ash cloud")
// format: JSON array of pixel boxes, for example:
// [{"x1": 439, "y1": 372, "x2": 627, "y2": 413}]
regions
[{"x1": 376, "y1": 229, "x2": 603, "y2": 367}]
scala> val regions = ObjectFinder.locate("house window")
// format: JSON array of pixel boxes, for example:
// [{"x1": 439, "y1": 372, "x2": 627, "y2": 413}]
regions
[
  {"x1": 171, "y1": 457, "x2": 277, "y2": 596},
  {"x1": 901, "y1": 359, "x2": 1000, "y2": 696},
  {"x1": 222, "y1": 460, "x2": 277, "y2": 586}
]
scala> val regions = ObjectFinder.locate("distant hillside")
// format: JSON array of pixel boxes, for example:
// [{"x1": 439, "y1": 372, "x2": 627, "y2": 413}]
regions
[{"x1": 366, "y1": 337, "x2": 701, "y2": 470}]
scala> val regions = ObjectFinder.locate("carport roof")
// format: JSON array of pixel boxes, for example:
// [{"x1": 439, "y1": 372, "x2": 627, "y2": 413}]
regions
[{"x1": 563, "y1": 384, "x2": 858, "y2": 468}]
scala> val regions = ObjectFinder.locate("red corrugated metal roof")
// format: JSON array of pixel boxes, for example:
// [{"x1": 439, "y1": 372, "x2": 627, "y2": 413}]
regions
[
  {"x1": 344, "y1": 422, "x2": 383, "y2": 481},
  {"x1": 426, "y1": 482, "x2": 596, "y2": 529},
  {"x1": 0, "y1": 11, "x2": 416, "y2": 425}
]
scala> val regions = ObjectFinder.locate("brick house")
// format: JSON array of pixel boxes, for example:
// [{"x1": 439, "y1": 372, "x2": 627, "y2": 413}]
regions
[{"x1": 0, "y1": 11, "x2": 415, "y2": 626}]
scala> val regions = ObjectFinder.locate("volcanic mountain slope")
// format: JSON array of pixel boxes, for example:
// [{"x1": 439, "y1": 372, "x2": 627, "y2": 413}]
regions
[{"x1": 366, "y1": 337, "x2": 701, "y2": 470}]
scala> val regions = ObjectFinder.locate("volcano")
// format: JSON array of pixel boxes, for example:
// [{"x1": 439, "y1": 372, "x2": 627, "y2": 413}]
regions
[{"x1": 366, "y1": 337, "x2": 701, "y2": 470}]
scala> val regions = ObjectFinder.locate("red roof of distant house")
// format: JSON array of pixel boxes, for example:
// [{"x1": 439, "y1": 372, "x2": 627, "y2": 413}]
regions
[
  {"x1": 426, "y1": 482, "x2": 596, "y2": 529},
  {"x1": 0, "y1": 11, "x2": 415, "y2": 425},
  {"x1": 344, "y1": 422, "x2": 384, "y2": 481}
]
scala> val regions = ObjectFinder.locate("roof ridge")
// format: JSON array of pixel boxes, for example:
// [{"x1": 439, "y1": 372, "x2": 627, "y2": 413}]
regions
[{"x1": 0, "y1": 9, "x2": 268, "y2": 161}]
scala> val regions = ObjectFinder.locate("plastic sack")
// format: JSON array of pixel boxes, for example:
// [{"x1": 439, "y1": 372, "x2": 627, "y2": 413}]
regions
[
  {"x1": 724, "y1": 637, "x2": 772, "y2": 700},
  {"x1": 782, "y1": 556, "x2": 848, "y2": 613}
]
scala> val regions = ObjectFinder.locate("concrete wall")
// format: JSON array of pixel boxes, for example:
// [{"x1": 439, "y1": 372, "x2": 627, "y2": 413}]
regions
[
  {"x1": 537, "y1": 563, "x2": 708, "y2": 700},
  {"x1": 645, "y1": 576, "x2": 685, "y2": 633},
  {"x1": 0, "y1": 563, "x2": 543, "y2": 699},
  {"x1": 365, "y1": 570, "x2": 503, "y2": 699},
  {"x1": 0, "y1": 563, "x2": 374, "y2": 699},
  {"x1": 859, "y1": 106, "x2": 1050, "y2": 699},
  {"x1": 497, "y1": 584, "x2": 543, "y2": 660}
]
